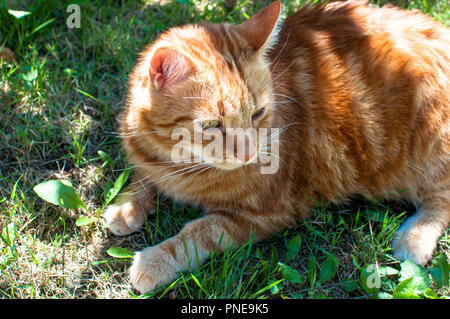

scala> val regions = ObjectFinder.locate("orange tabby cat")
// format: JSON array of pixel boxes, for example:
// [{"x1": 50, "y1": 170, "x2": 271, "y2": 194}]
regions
[{"x1": 104, "y1": 0, "x2": 450, "y2": 293}]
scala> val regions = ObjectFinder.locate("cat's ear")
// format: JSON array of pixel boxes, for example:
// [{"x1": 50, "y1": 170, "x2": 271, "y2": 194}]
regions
[
  {"x1": 149, "y1": 48, "x2": 196, "y2": 90},
  {"x1": 234, "y1": 0, "x2": 281, "y2": 52}
]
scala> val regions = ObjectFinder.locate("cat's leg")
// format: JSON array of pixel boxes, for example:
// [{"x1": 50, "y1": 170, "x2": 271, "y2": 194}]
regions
[
  {"x1": 104, "y1": 183, "x2": 155, "y2": 236},
  {"x1": 129, "y1": 210, "x2": 292, "y2": 294},
  {"x1": 392, "y1": 191, "x2": 449, "y2": 265}
]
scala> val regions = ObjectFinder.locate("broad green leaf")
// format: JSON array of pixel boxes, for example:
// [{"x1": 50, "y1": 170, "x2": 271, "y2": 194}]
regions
[
  {"x1": 285, "y1": 235, "x2": 301, "y2": 263},
  {"x1": 8, "y1": 10, "x2": 31, "y2": 19},
  {"x1": 394, "y1": 292, "x2": 421, "y2": 299},
  {"x1": 378, "y1": 266, "x2": 399, "y2": 276},
  {"x1": 430, "y1": 268, "x2": 444, "y2": 289},
  {"x1": 437, "y1": 254, "x2": 449, "y2": 283},
  {"x1": 423, "y1": 288, "x2": 438, "y2": 299},
  {"x1": 34, "y1": 180, "x2": 86, "y2": 210},
  {"x1": 60, "y1": 179, "x2": 73, "y2": 187},
  {"x1": 104, "y1": 169, "x2": 130, "y2": 206},
  {"x1": 399, "y1": 259, "x2": 431, "y2": 294},
  {"x1": 278, "y1": 262, "x2": 303, "y2": 284},
  {"x1": 341, "y1": 278, "x2": 359, "y2": 292},
  {"x1": 376, "y1": 292, "x2": 393, "y2": 299},
  {"x1": 360, "y1": 266, "x2": 380, "y2": 294},
  {"x1": 430, "y1": 267, "x2": 444, "y2": 289},
  {"x1": 75, "y1": 216, "x2": 96, "y2": 227},
  {"x1": 106, "y1": 247, "x2": 134, "y2": 258},
  {"x1": 430, "y1": 254, "x2": 449, "y2": 289},
  {"x1": 270, "y1": 280, "x2": 283, "y2": 295},
  {"x1": 103, "y1": 180, "x2": 113, "y2": 199},
  {"x1": 393, "y1": 277, "x2": 421, "y2": 299},
  {"x1": 319, "y1": 253, "x2": 338, "y2": 283}
]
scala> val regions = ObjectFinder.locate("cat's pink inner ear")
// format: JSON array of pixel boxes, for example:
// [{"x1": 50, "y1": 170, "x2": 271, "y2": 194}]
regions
[
  {"x1": 149, "y1": 48, "x2": 195, "y2": 90},
  {"x1": 236, "y1": 0, "x2": 281, "y2": 51}
]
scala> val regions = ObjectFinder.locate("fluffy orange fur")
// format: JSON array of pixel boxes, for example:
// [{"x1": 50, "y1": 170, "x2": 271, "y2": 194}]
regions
[{"x1": 104, "y1": 0, "x2": 450, "y2": 293}]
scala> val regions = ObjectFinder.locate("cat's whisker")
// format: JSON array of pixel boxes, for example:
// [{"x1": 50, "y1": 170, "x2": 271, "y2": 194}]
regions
[
  {"x1": 273, "y1": 100, "x2": 293, "y2": 107},
  {"x1": 157, "y1": 164, "x2": 211, "y2": 183},
  {"x1": 259, "y1": 145, "x2": 288, "y2": 156},
  {"x1": 269, "y1": 28, "x2": 291, "y2": 70},
  {"x1": 272, "y1": 93, "x2": 299, "y2": 104},
  {"x1": 127, "y1": 162, "x2": 194, "y2": 187},
  {"x1": 258, "y1": 123, "x2": 298, "y2": 161},
  {"x1": 104, "y1": 131, "x2": 122, "y2": 136},
  {"x1": 112, "y1": 130, "x2": 163, "y2": 136},
  {"x1": 273, "y1": 139, "x2": 297, "y2": 144},
  {"x1": 188, "y1": 163, "x2": 215, "y2": 178},
  {"x1": 117, "y1": 180, "x2": 152, "y2": 198},
  {"x1": 155, "y1": 162, "x2": 209, "y2": 184},
  {"x1": 271, "y1": 60, "x2": 296, "y2": 83},
  {"x1": 258, "y1": 151, "x2": 280, "y2": 159},
  {"x1": 112, "y1": 161, "x2": 184, "y2": 172},
  {"x1": 259, "y1": 123, "x2": 297, "y2": 148},
  {"x1": 112, "y1": 166, "x2": 141, "y2": 172}
]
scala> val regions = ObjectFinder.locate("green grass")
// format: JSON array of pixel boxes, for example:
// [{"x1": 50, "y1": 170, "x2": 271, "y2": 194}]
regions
[{"x1": 0, "y1": 0, "x2": 449, "y2": 299}]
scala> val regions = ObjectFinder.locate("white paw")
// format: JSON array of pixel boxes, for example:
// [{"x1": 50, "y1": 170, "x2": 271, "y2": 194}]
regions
[
  {"x1": 104, "y1": 202, "x2": 145, "y2": 236},
  {"x1": 392, "y1": 214, "x2": 440, "y2": 265},
  {"x1": 129, "y1": 246, "x2": 178, "y2": 294}
]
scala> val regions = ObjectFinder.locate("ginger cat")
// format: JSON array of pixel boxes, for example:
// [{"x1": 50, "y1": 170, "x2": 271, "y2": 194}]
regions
[{"x1": 104, "y1": 0, "x2": 450, "y2": 293}]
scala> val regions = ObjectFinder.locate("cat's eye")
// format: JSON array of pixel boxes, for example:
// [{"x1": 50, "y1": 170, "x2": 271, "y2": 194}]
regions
[
  {"x1": 200, "y1": 120, "x2": 220, "y2": 130},
  {"x1": 251, "y1": 108, "x2": 265, "y2": 120}
]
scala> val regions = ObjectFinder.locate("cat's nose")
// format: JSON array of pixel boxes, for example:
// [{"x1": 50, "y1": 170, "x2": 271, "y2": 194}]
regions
[
  {"x1": 236, "y1": 142, "x2": 257, "y2": 163},
  {"x1": 245, "y1": 151, "x2": 257, "y2": 163},
  {"x1": 240, "y1": 151, "x2": 253, "y2": 163}
]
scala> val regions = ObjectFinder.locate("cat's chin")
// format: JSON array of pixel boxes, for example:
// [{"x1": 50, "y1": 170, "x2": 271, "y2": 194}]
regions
[
  {"x1": 211, "y1": 162, "x2": 246, "y2": 170},
  {"x1": 208, "y1": 158, "x2": 258, "y2": 170},
  {"x1": 203, "y1": 152, "x2": 259, "y2": 170}
]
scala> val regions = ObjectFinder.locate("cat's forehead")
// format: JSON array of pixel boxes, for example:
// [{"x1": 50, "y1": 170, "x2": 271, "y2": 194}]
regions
[
  {"x1": 192, "y1": 63, "x2": 271, "y2": 118},
  {"x1": 193, "y1": 83, "x2": 251, "y2": 116}
]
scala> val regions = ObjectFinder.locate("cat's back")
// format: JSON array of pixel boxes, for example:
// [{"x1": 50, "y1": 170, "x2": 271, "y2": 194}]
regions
[
  {"x1": 282, "y1": 1, "x2": 450, "y2": 45},
  {"x1": 275, "y1": 1, "x2": 450, "y2": 108},
  {"x1": 276, "y1": 1, "x2": 450, "y2": 72},
  {"x1": 270, "y1": 1, "x2": 449, "y2": 200}
]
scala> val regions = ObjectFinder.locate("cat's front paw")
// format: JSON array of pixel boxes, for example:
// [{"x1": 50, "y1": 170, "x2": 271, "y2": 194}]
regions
[
  {"x1": 129, "y1": 246, "x2": 179, "y2": 294},
  {"x1": 104, "y1": 202, "x2": 146, "y2": 236},
  {"x1": 392, "y1": 215, "x2": 439, "y2": 265}
]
